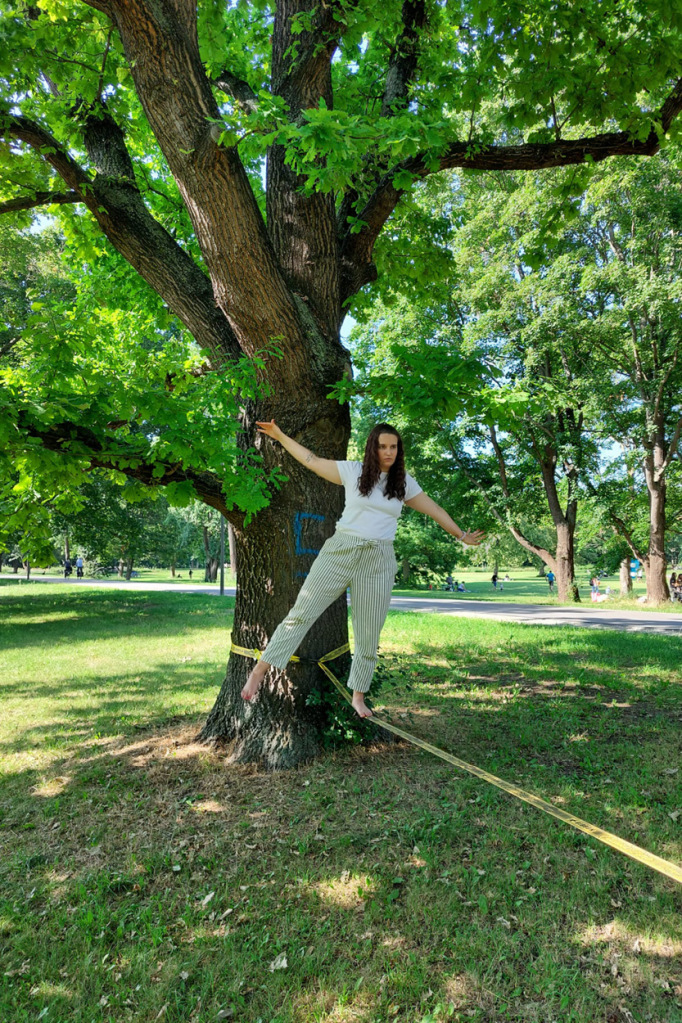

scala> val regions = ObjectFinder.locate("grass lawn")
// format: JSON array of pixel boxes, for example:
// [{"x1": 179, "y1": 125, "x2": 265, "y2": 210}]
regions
[{"x1": 1, "y1": 584, "x2": 681, "y2": 1023}]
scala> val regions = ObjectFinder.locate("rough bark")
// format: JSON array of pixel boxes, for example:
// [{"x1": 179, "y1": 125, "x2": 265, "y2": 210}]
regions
[
  {"x1": 534, "y1": 438, "x2": 580, "y2": 603},
  {"x1": 645, "y1": 467, "x2": 669, "y2": 603},
  {"x1": 554, "y1": 521, "x2": 578, "y2": 603},
  {"x1": 228, "y1": 523, "x2": 238, "y2": 581},
  {"x1": 642, "y1": 419, "x2": 670, "y2": 603},
  {"x1": 199, "y1": 403, "x2": 352, "y2": 767},
  {"x1": 203, "y1": 525, "x2": 218, "y2": 582}
]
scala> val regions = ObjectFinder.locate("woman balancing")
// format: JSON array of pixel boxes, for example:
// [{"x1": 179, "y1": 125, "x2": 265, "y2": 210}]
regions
[{"x1": 241, "y1": 422, "x2": 485, "y2": 718}]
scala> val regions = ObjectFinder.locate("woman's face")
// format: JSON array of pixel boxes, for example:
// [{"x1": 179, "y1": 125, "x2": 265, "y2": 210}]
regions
[{"x1": 377, "y1": 432, "x2": 399, "y2": 471}]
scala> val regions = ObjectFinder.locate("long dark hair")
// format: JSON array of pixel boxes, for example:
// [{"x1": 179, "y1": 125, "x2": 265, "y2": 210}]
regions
[{"x1": 359, "y1": 424, "x2": 406, "y2": 500}]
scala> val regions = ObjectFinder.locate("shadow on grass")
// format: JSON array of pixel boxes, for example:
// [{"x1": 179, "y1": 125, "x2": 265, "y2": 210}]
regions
[
  {"x1": 2, "y1": 715, "x2": 682, "y2": 1023},
  {"x1": 1, "y1": 593, "x2": 681, "y2": 1018},
  {"x1": 0, "y1": 588, "x2": 234, "y2": 654},
  {"x1": 0, "y1": 663, "x2": 220, "y2": 755}
]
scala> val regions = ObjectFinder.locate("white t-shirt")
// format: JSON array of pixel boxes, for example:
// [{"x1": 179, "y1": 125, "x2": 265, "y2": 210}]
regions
[{"x1": 334, "y1": 460, "x2": 423, "y2": 540}]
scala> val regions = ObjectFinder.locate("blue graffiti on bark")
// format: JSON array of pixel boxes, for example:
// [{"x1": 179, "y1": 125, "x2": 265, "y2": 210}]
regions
[{"x1": 293, "y1": 511, "x2": 325, "y2": 556}]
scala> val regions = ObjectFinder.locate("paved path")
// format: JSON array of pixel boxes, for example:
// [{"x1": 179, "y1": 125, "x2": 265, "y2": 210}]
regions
[
  {"x1": 8, "y1": 575, "x2": 682, "y2": 635},
  {"x1": 389, "y1": 596, "x2": 682, "y2": 635}
]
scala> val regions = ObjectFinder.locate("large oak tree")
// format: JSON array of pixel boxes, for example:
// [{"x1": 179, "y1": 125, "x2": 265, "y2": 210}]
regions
[{"x1": 2, "y1": 0, "x2": 682, "y2": 765}]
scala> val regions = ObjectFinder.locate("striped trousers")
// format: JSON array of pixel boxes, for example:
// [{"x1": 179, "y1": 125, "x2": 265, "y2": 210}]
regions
[{"x1": 262, "y1": 531, "x2": 398, "y2": 693}]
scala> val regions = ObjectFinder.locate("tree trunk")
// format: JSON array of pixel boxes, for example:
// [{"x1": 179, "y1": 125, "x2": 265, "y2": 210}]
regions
[
  {"x1": 125, "y1": 557, "x2": 134, "y2": 581},
  {"x1": 170, "y1": 564, "x2": 176, "y2": 577},
  {"x1": 200, "y1": 406, "x2": 352, "y2": 768},
  {"x1": 536, "y1": 448, "x2": 580, "y2": 603},
  {"x1": 64, "y1": 530, "x2": 70, "y2": 563},
  {"x1": 555, "y1": 521, "x2": 579, "y2": 602},
  {"x1": 401, "y1": 557, "x2": 410, "y2": 583},
  {"x1": 25, "y1": 560, "x2": 31, "y2": 581},
  {"x1": 643, "y1": 428, "x2": 670, "y2": 604},
  {"x1": 646, "y1": 476, "x2": 669, "y2": 602},
  {"x1": 619, "y1": 558, "x2": 633, "y2": 596},
  {"x1": 203, "y1": 525, "x2": 217, "y2": 582},
  {"x1": 228, "y1": 522, "x2": 238, "y2": 581}
]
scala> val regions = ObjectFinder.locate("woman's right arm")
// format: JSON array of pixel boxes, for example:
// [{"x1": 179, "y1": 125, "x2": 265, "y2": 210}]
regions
[{"x1": 256, "y1": 420, "x2": 342, "y2": 485}]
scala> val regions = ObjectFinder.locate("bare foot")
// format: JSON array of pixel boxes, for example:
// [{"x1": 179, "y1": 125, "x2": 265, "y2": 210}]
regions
[
  {"x1": 351, "y1": 693, "x2": 373, "y2": 718},
  {"x1": 241, "y1": 660, "x2": 269, "y2": 701}
]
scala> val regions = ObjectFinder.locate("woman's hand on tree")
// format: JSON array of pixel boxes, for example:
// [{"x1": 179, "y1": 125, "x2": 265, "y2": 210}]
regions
[
  {"x1": 255, "y1": 419, "x2": 283, "y2": 441},
  {"x1": 459, "y1": 529, "x2": 486, "y2": 546}
]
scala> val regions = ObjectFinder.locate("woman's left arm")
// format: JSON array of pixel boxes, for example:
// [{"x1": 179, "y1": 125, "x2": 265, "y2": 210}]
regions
[{"x1": 404, "y1": 492, "x2": 485, "y2": 546}]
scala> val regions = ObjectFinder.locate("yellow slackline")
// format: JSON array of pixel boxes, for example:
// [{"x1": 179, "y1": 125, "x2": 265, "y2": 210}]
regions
[{"x1": 232, "y1": 638, "x2": 682, "y2": 887}]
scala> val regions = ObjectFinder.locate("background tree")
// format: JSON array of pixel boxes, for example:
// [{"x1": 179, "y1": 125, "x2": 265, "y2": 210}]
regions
[
  {"x1": 2, "y1": 0, "x2": 682, "y2": 763},
  {"x1": 51, "y1": 476, "x2": 170, "y2": 578},
  {"x1": 579, "y1": 152, "x2": 682, "y2": 601}
]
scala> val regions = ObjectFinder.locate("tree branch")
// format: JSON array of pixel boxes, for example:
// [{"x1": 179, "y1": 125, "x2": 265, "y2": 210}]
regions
[
  {"x1": 488, "y1": 424, "x2": 510, "y2": 497},
  {"x1": 439, "y1": 428, "x2": 555, "y2": 569},
  {"x1": 338, "y1": 0, "x2": 426, "y2": 303},
  {"x1": 100, "y1": 0, "x2": 302, "y2": 354},
  {"x1": 340, "y1": 78, "x2": 682, "y2": 303},
  {"x1": 4, "y1": 108, "x2": 242, "y2": 363},
  {"x1": 20, "y1": 415, "x2": 246, "y2": 528},
  {"x1": 211, "y1": 70, "x2": 259, "y2": 114},
  {"x1": 380, "y1": 0, "x2": 427, "y2": 117},
  {"x1": 0, "y1": 190, "x2": 81, "y2": 215},
  {"x1": 652, "y1": 346, "x2": 679, "y2": 426},
  {"x1": 655, "y1": 412, "x2": 682, "y2": 482},
  {"x1": 584, "y1": 479, "x2": 645, "y2": 562}
]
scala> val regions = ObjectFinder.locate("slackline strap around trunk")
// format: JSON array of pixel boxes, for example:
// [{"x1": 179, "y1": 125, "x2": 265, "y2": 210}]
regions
[{"x1": 231, "y1": 637, "x2": 682, "y2": 887}]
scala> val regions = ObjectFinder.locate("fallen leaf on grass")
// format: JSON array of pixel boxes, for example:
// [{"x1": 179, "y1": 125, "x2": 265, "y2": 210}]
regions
[
  {"x1": 201, "y1": 892, "x2": 215, "y2": 907},
  {"x1": 269, "y1": 953, "x2": 288, "y2": 972},
  {"x1": 668, "y1": 810, "x2": 681, "y2": 822}
]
